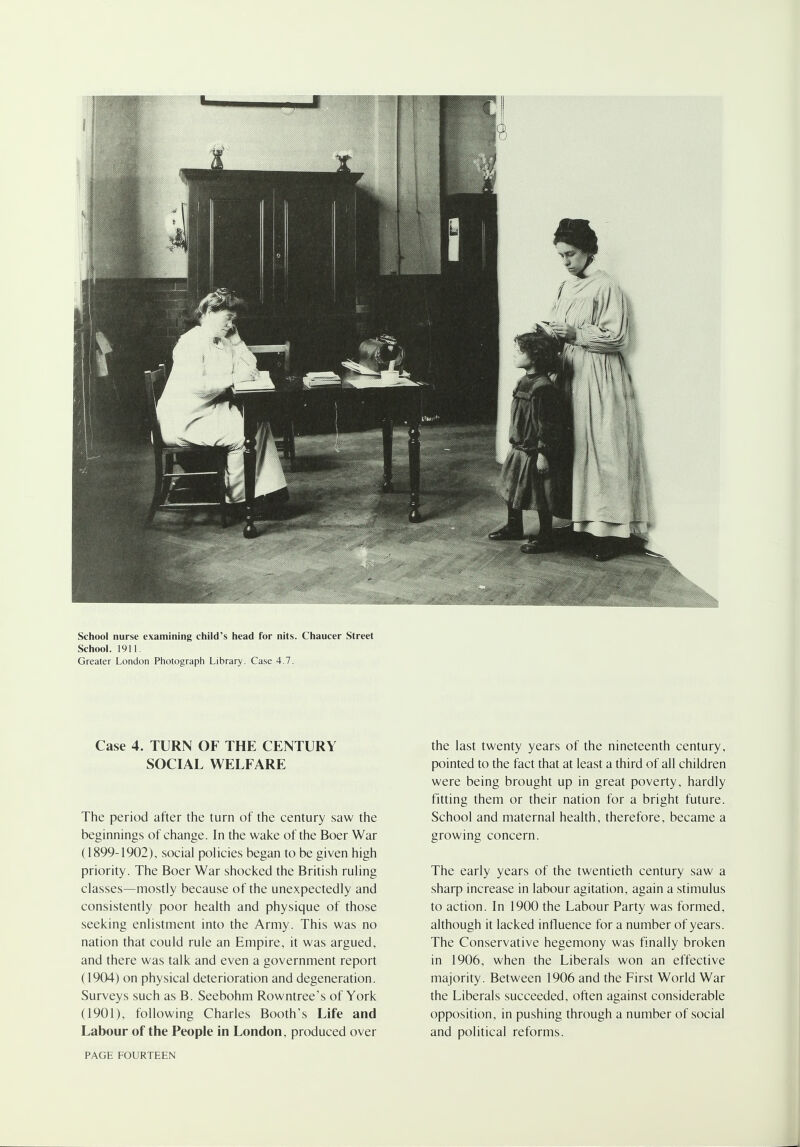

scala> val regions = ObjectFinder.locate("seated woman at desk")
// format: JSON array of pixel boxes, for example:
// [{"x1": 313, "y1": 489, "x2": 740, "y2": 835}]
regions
[{"x1": 157, "y1": 287, "x2": 288, "y2": 513}]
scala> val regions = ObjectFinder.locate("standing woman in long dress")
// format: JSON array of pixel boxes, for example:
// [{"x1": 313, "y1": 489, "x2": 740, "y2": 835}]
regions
[
  {"x1": 157, "y1": 287, "x2": 287, "y2": 513},
  {"x1": 545, "y1": 218, "x2": 649, "y2": 561}
]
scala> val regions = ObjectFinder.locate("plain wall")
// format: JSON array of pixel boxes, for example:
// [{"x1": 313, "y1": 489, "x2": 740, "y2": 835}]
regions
[
  {"x1": 92, "y1": 96, "x2": 140, "y2": 276},
  {"x1": 495, "y1": 96, "x2": 721, "y2": 598}
]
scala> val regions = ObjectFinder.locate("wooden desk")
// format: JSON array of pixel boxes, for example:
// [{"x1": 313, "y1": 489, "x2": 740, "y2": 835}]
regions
[{"x1": 235, "y1": 375, "x2": 426, "y2": 539}]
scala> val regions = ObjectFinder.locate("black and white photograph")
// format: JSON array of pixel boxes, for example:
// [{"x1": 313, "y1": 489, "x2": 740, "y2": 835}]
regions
[{"x1": 73, "y1": 95, "x2": 720, "y2": 606}]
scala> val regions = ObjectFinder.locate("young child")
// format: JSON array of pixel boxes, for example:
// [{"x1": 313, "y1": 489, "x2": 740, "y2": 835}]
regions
[{"x1": 489, "y1": 329, "x2": 571, "y2": 554}]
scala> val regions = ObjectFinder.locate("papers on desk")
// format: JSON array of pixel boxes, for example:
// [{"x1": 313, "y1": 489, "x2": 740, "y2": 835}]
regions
[
  {"x1": 233, "y1": 371, "x2": 275, "y2": 392},
  {"x1": 304, "y1": 371, "x2": 342, "y2": 387},
  {"x1": 341, "y1": 359, "x2": 379, "y2": 376}
]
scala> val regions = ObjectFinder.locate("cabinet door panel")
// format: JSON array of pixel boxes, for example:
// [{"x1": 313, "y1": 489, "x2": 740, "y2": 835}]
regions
[
  {"x1": 277, "y1": 187, "x2": 333, "y2": 311},
  {"x1": 276, "y1": 186, "x2": 354, "y2": 313},
  {"x1": 442, "y1": 195, "x2": 497, "y2": 283},
  {"x1": 440, "y1": 194, "x2": 499, "y2": 421},
  {"x1": 209, "y1": 197, "x2": 263, "y2": 303}
]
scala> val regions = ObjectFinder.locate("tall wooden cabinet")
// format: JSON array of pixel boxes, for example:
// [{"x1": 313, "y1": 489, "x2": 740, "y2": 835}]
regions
[
  {"x1": 180, "y1": 169, "x2": 375, "y2": 374},
  {"x1": 440, "y1": 193, "x2": 499, "y2": 422}
]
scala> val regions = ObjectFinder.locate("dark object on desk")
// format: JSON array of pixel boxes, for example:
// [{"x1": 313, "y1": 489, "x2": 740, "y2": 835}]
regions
[
  {"x1": 143, "y1": 365, "x2": 229, "y2": 528},
  {"x1": 358, "y1": 334, "x2": 405, "y2": 374},
  {"x1": 249, "y1": 342, "x2": 296, "y2": 469}
]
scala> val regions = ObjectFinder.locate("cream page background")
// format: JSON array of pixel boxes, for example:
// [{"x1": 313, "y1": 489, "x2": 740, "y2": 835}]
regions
[{"x1": 1, "y1": 0, "x2": 797, "y2": 1144}]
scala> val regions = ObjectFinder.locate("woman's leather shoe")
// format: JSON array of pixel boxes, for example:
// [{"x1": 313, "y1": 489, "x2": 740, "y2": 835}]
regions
[
  {"x1": 227, "y1": 495, "x2": 291, "y2": 522},
  {"x1": 488, "y1": 524, "x2": 524, "y2": 541},
  {"x1": 592, "y1": 537, "x2": 618, "y2": 562},
  {"x1": 252, "y1": 493, "x2": 291, "y2": 520}
]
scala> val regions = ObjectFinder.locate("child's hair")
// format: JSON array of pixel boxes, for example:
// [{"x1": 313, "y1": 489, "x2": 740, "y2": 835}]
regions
[{"x1": 515, "y1": 330, "x2": 561, "y2": 375}]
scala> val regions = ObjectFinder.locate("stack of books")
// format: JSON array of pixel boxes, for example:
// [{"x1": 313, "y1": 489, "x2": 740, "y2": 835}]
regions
[{"x1": 304, "y1": 371, "x2": 342, "y2": 387}]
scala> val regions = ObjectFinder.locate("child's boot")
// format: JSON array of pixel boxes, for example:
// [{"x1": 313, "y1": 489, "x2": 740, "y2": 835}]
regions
[
  {"x1": 520, "y1": 502, "x2": 554, "y2": 554},
  {"x1": 489, "y1": 505, "x2": 524, "y2": 541}
]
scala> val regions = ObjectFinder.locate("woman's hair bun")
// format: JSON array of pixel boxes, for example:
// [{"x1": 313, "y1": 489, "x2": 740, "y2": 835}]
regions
[
  {"x1": 193, "y1": 286, "x2": 247, "y2": 322},
  {"x1": 553, "y1": 218, "x2": 598, "y2": 254}
]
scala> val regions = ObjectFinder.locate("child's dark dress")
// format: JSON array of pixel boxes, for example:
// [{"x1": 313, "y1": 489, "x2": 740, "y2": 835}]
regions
[{"x1": 498, "y1": 372, "x2": 572, "y2": 518}]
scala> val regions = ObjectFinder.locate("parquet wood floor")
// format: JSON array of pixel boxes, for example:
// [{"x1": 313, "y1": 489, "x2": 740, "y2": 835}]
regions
[{"x1": 73, "y1": 424, "x2": 716, "y2": 607}]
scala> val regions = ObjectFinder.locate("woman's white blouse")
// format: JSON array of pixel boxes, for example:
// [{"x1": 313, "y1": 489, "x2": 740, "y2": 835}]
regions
[{"x1": 157, "y1": 325, "x2": 258, "y2": 439}]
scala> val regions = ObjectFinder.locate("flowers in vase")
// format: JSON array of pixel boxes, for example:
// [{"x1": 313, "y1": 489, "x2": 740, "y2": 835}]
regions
[
  {"x1": 473, "y1": 152, "x2": 496, "y2": 188},
  {"x1": 208, "y1": 141, "x2": 227, "y2": 169},
  {"x1": 333, "y1": 149, "x2": 353, "y2": 163}
]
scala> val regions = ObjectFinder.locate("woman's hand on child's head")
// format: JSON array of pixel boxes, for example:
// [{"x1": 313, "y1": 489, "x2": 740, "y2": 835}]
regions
[{"x1": 549, "y1": 322, "x2": 576, "y2": 343}]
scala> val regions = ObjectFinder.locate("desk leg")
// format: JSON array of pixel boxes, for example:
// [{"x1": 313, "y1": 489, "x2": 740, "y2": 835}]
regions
[
  {"x1": 242, "y1": 413, "x2": 258, "y2": 540},
  {"x1": 381, "y1": 418, "x2": 394, "y2": 492},
  {"x1": 408, "y1": 424, "x2": 422, "y2": 522}
]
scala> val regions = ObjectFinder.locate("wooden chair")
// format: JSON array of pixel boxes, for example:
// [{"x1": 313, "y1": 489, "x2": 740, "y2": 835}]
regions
[
  {"x1": 248, "y1": 342, "x2": 296, "y2": 469},
  {"x1": 143, "y1": 365, "x2": 229, "y2": 527}
]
